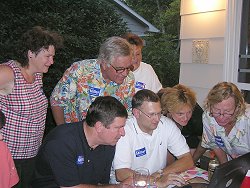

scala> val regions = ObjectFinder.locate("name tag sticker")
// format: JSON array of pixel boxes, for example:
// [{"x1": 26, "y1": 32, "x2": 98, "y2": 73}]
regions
[
  {"x1": 88, "y1": 86, "x2": 101, "y2": 97},
  {"x1": 135, "y1": 147, "x2": 146, "y2": 157},
  {"x1": 215, "y1": 136, "x2": 225, "y2": 147},
  {"x1": 76, "y1": 155, "x2": 84, "y2": 165},
  {"x1": 135, "y1": 81, "x2": 146, "y2": 90}
]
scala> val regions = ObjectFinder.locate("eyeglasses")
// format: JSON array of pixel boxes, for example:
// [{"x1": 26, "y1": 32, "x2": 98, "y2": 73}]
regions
[
  {"x1": 108, "y1": 63, "x2": 134, "y2": 73},
  {"x1": 137, "y1": 108, "x2": 162, "y2": 119},
  {"x1": 209, "y1": 106, "x2": 236, "y2": 118},
  {"x1": 209, "y1": 112, "x2": 235, "y2": 118}
]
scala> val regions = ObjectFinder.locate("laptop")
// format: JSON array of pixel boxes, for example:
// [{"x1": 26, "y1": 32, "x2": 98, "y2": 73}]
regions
[
  {"x1": 176, "y1": 152, "x2": 250, "y2": 188},
  {"x1": 208, "y1": 152, "x2": 250, "y2": 188}
]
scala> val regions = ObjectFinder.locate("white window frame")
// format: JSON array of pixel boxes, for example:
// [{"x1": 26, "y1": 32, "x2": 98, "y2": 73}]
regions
[{"x1": 224, "y1": 0, "x2": 250, "y2": 90}]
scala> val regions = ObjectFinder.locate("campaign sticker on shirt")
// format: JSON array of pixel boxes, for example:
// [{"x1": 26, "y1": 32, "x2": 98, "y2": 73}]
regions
[
  {"x1": 215, "y1": 136, "x2": 225, "y2": 147},
  {"x1": 76, "y1": 155, "x2": 84, "y2": 165},
  {"x1": 135, "y1": 81, "x2": 146, "y2": 90},
  {"x1": 135, "y1": 147, "x2": 146, "y2": 157},
  {"x1": 88, "y1": 86, "x2": 101, "y2": 97}
]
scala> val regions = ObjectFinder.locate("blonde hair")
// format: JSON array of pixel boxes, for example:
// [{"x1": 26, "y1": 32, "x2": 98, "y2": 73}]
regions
[
  {"x1": 160, "y1": 84, "x2": 197, "y2": 115},
  {"x1": 204, "y1": 82, "x2": 246, "y2": 117}
]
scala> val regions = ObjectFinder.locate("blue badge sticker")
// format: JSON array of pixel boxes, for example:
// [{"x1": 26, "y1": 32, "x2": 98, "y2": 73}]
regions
[
  {"x1": 215, "y1": 136, "x2": 225, "y2": 147},
  {"x1": 88, "y1": 86, "x2": 101, "y2": 97},
  {"x1": 135, "y1": 147, "x2": 146, "y2": 157},
  {"x1": 76, "y1": 155, "x2": 84, "y2": 165},
  {"x1": 135, "y1": 81, "x2": 146, "y2": 90}
]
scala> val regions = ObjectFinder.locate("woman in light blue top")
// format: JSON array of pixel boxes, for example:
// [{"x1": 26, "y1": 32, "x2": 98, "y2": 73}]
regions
[{"x1": 193, "y1": 82, "x2": 250, "y2": 164}]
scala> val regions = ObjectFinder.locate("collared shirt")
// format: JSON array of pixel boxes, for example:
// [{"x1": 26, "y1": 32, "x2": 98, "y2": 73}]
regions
[
  {"x1": 50, "y1": 59, "x2": 135, "y2": 123},
  {"x1": 32, "y1": 122, "x2": 115, "y2": 187},
  {"x1": 113, "y1": 116, "x2": 190, "y2": 174},
  {"x1": 201, "y1": 108, "x2": 250, "y2": 159}
]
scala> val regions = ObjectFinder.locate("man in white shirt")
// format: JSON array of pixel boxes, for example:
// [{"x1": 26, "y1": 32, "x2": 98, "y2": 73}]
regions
[
  {"x1": 121, "y1": 33, "x2": 162, "y2": 93},
  {"x1": 113, "y1": 89, "x2": 194, "y2": 187}
]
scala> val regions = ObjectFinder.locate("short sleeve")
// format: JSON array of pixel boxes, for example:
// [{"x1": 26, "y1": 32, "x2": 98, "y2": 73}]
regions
[
  {"x1": 113, "y1": 132, "x2": 133, "y2": 170},
  {"x1": 148, "y1": 65, "x2": 162, "y2": 93},
  {"x1": 165, "y1": 119, "x2": 190, "y2": 157}
]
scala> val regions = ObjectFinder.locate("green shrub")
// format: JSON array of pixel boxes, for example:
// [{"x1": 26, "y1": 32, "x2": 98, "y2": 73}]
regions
[{"x1": 0, "y1": 0, "x2": 127, "y2": 134}]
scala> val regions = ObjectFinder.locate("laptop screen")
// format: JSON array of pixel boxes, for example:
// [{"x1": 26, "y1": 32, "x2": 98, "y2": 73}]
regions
[{"x1": 208, "y1": 152, "x2": 250, "y2": 188}]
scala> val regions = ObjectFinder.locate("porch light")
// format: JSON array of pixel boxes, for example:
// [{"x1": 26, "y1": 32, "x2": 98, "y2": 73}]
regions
[{"x1": 193, "y1": 0, "x2": 219, "y2": 12}]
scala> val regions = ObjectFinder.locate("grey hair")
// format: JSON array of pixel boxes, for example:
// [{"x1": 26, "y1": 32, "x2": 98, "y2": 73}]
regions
[{"x1": 97, "y1": 36, "x2": 132, "y2": 64}]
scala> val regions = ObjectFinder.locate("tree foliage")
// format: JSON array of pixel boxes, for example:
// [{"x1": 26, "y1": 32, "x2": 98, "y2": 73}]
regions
[
  {"x1": 122, "y1": 0, "x2": 181, "y2": 87},
  {"x1": 142, "y1": 33, "x2": 180, "y2": 87},
  {"x1": 0, "y1": 0, "x2": 181, "y2": 133},
  {"x1": 0, "y1": 0, "x2": 128, "y2": 133}
]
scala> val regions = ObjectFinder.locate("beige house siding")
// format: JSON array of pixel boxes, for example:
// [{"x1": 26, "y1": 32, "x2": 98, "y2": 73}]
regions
[{"x1": 179, "y1": 0, "x2": 232, "y2": 106}]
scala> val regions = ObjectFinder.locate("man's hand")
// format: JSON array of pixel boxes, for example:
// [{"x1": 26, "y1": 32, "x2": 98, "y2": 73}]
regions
[
  {"x1": 121, "y1": 176, "x2": 133, "y2": 186},
  {"x1": 156, "y1": 173, "x2": 186, "y2": 188},
  {"x1": 117, "y1": 176, "x2": 133, "y2": 188},
  {"x1": 151, "y1": 170, "x2": 163, "y2": 180}
]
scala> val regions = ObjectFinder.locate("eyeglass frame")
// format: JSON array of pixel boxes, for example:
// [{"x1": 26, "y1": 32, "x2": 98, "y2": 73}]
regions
[
  {"x1": 108, "y1": 63, "x2": 134, "y2": 73},
  {"x1": 137, "y1": 108, "x2": 162, "y2": 119},
  {"x1": 209, "y1": 106, "x2": 236, "y2": 118}
]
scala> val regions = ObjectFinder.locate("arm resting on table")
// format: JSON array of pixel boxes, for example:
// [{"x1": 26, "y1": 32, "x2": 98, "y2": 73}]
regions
[
  {"x1": 213, "y1": 148, "x2": 228, "y2": 164},
  {"x1": 163, "y1": 152, "x2": 194, "y2": 176}
]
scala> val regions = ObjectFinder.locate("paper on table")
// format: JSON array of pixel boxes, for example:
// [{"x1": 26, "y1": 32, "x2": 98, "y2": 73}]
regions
[
  {"x1": 180, "y1": 167, "x2": 209, "y2": 182},
  {"x1": 167, "y1": 167, "x2": 208, "y2": 188}
]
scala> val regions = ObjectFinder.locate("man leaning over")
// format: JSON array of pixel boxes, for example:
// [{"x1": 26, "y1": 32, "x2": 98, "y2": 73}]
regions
[
  {"x1": 112, "y1": 89, "x2": 194, "y2": 187},
  {"x1": 50, "y1": 36, "x2": 135, "y2": 125},
  {"x1": 32, "y1": 96, "x2": 131, "y2": 188}
]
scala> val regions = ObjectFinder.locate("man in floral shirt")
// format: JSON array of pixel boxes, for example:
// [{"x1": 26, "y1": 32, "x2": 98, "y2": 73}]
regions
[{"x1": 50, "y1": 36, "x2": 135, "y2": 125}]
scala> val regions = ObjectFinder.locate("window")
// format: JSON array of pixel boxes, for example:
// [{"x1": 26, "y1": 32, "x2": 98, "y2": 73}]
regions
[
  {"x1": 239, "y1": 0, "x2": 250, "y2": 83},
  {"x1": 239, "y1": 0, "x2": 250, "y2": 103}
]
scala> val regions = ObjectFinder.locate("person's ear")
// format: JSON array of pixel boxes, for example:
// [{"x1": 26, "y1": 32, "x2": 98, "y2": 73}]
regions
[
  {"x1": 101, "y1": 61, "x2": 109, "y2": 70},
  {"x1": 28, "y1": 50, "x2": 34, "y2": 59},
  {"x1": 133, "y1": 108, "x2": 140, "y2": 118},
  {"x1": 94, "y1": 121, "x2": 104, "y2": 133}
]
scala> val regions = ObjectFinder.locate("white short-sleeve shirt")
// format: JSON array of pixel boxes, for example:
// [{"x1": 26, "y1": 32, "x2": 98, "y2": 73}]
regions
[
  {"x1": 113, "y1": 116, "x2": 190, "y2": 174},
  {"x1": 133, "y1": 62, "x2": 162, "y2": 93}
]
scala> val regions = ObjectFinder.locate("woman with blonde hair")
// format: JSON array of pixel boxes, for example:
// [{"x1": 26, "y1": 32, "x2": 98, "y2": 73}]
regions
[
  {"x1": 159, "y1": 84, "x2": 204, "y2": 163},
  {"x1": 193, "y1": 82, "x2": 250, "y2": 164}
]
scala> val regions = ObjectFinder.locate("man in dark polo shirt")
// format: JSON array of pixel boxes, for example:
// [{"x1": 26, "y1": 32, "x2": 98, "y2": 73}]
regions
[{"x1": 32, "y1": 96, "x2": 129, "y2": 188}]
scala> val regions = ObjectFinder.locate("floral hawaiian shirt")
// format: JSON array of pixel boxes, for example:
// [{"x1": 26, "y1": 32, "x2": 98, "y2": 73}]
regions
[
  {"x1": 201, "y1": 106, "x2": 250, "y2": 159},
  {"x1": 50, "y1": 59, "x2": 135, "y2": 123}
]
